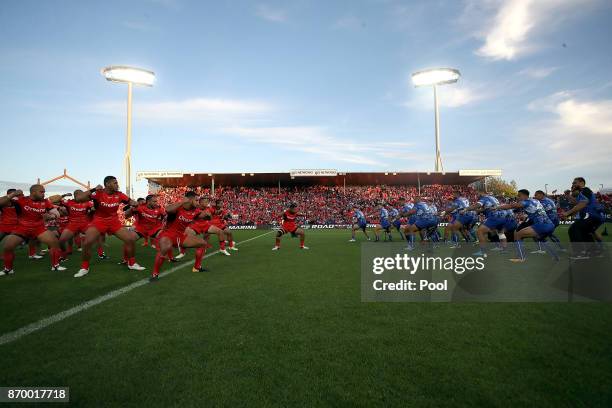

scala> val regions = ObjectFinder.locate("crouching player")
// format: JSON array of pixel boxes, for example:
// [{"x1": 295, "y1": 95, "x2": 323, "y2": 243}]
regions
[
  {"x1": 121, "y1": 194, "x2": 165, "y2": 265},
  {"x1": 74, "y1": 176, "x2": 145, "y2": 278},
  {"x1": 404, "y1": 198, "x2": 438, "y2": 250},
  {"x1": 0, "y1": 185, "x2": 66, "y2": 276},
  {"x1": 151, "y1": 191, "x2": 211, "y2": 281},
  {"x1": 349, "y1": 205, "x2": 370, "y2": 242},
  {"x1": 58, "y1": 190, "x2": 93, "y2": 260},
  {"x1": 444, "y1": 194, "x2": 474, "y2": 248},
  {"x1": 272, "y1": 203, "x2": 308, "y2": 250},
  {"x1": 498, "y1": 189, "x2": 556, "y2": 262},
  {"x1": 373, "y1": 203, "x2": 392, "y2": 242},
  {"x1": 209, "y1": 199, "x2": 237, "y2": 254},
  {"x1": 464, "y1": 195, "x2": 508, "y2": 257}
]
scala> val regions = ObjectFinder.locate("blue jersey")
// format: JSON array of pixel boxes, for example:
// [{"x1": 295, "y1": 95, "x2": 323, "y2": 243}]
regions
[
  {"x1": 451, "y1": 197, "x2": 469, "y2": 214},
  {"x1": 576, "y1": 188, "x2": 604, "y2": 220},
  {"x1": 429, "y1": 204, "x2": 438, "y2": 215},
  {"x1": 414, "y1": 202, "x2": 435, "y2": 220},
  {"x1": 538, "y1": 197, "x2": 558, "y2": 222},
  {"x1": 401, "y1": 203, "x2": 414, "y2": 216},
  {"x1": 478, "y1": 196, "x2": 503, "y2": 218},
  {"x1": 379, "y1": 208, "x2": 390, "y2": 224},
  {"x1": 389, "y1": 208, "x2": 400, "y2": 219},
  {"x1": 519, "y1": 199, "x2": 552, "y2": 224},
  {"x1": 353, "y1": 210, "x2": 366, "y2": 224}
]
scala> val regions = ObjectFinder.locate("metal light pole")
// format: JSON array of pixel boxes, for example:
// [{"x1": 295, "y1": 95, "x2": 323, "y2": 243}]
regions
[
  {"x1": 412, "y1": 68, "x2": 461, "y2": 172},
  {"x1": 545, "y1": 184, "x2": 549, "y2": 195},
  {"x1": 125, "y1": 82, "x2": 133, "y2": 197},
  {"x1": 433, "y1": 85, "x2": 442, "y2": 172},
  {"x1": 101, "y1": 66, "x2": 155, "y2": 197}
]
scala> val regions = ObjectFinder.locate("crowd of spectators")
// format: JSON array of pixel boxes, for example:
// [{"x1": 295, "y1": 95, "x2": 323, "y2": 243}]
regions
[{"x1": 152, "y1": 184, "x2": 480, "y2": 225}]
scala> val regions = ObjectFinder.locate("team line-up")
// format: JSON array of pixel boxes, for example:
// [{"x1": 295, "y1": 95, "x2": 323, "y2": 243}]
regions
[{"x1": 0, "y1": 175, "x2": 606, "y2": 281}]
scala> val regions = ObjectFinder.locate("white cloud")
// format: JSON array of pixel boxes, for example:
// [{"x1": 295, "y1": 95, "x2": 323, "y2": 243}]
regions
[
  {"x1": 518, "y1": 66, "x2": 557, "y2": 79},
  {"x1": 523, "y1": 92, "x2": 612, "y2": 170},
  {"x1": 221, "y1": 126, "x2": 417, "y2": 166},
  {"x1": 91, "y1": 98, "x2": 273, "y2": 122},
  {"x1": 470, "y1": 0, "x2": 601, "y2": 61},
  {"x1": 255, "y1": 4, "x2": 287, "y2": 23}
]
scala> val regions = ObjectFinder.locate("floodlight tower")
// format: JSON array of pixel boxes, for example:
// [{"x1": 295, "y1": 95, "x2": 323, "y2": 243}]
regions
[
  {"x1": 411, "y1": 68, "x2": 461, "y2": 172},
  {"x1": 101, "y1": 66, "x2": 155, "y2": 197}
]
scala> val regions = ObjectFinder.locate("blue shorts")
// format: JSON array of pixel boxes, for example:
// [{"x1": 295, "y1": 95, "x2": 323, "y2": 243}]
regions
[
  {"x1": 504, "y1": 219, "x2": 517, "y2": 232},
  {"x1": 408, "y1": 216, "x2": 417, "y2": 225},
  {"x1": 416, "y1": 218, "x2": 437, "y2": 230},
  {"x1": 381, "y1": 221, "x2": 391, "y2": 230},
  {"x1": 457, "y1": 214, "x2": 475, "y2": 226},
  {"x1": 358, "y1": 221, "x2": 367, "y2": 230},
  {"x1": 550, "y1": 218, "x2": 559, "y2": 227},
  {"x1": 393, "y1": 220, "x2": 402, "y2": 229},
  {"x1": 532, "y1": 222, "x2": 555, "y2": 238},
  {"x1": 484, "y1": 217, "x2": 507, "y2": 231},
  {"x1": 450, "y1": 214, "x2": 458, "y2": 223}
]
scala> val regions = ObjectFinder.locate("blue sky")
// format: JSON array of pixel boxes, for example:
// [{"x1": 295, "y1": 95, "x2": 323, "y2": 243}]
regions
[{"x1": 1, "y1": 0, "x2": 611, "y2": 198}]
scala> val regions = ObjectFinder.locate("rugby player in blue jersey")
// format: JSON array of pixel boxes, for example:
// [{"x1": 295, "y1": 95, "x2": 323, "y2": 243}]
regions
[
  {"x1": 562, "y1": 177, "x2": 605, "y2": 259},
  {"x1": 404, "y1": 198, "x2": 438, "y2": 250},
  {"x1": 349, "y1": 205, "x2": 370, "y2": 242},
  {"x1": 398, "y1": 198, "x2": 415, "y2": 245},
  {"x1": 464, "y1": 194, "x2": 508, "y2": 257},
  {"x1": 389, "y1": 205, "x2": 405, "y2": 241},
  {"x1": 534, "y1": 190, "x2": 564, "y2": 252},
  {"x1": 373, "y1": 203, "x2": 392, "y2": 242},
  {"x1": 444, "y1": 194, "x2": 475, "y2": 248},
  {"x1": 498, "y1": 189, "x2": 556, "y2": 262}
]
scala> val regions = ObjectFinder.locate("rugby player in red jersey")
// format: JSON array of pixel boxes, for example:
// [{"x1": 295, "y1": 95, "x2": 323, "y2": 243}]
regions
[
  {"x1": 73, "y1": 176, "x2": 144, "y2": 278},
  {"x1": 209, "y1": 198, "x2": 236, "y2": 254},
  {"x1": 0, "y1": 185, "x2": 66, "y2": 276},
  {"x1": 58, "y1": 190, "x2": 94, "y2": 260},
  {"x1": 0, "y1": 189, "x2": 20, "y2": 262},
  {"x1": 121, "y1": 195, "x2": 165, "y2": 264},
  {"x1": 150, "y1": 191, "x2": 211, "y2": 282},
  {"x1": 272, "y1": 203, "x2": 308, "y2": 250}
]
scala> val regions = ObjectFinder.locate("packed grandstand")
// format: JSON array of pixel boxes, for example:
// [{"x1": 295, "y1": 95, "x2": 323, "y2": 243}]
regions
[{"x1": 150, "y1": 184, "x2": 611, "y2": 227}]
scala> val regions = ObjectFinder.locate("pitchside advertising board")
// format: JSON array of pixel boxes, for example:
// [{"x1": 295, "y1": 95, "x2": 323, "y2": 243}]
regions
[{"x1": 227, "y1": 220, "x2": 604, "y2": 230}]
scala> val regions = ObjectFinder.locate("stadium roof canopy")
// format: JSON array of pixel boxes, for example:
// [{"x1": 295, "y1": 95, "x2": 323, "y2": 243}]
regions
[{"x1": 138, "y1": 170, "x2": 501, "y2": 188}]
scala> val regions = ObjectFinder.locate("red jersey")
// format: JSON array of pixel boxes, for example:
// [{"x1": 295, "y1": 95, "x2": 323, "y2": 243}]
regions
[
  {"x1": 64, "y1": 200, "x2": 93, "y2": 224},
  {"x1": 133, "y1": 204, "x2": 165, "y2": 231},
  {"x1": 58, "y1": 214, "x2": 69, "y2": 229},
  {"x1": 281, "y1": 210, "x2": 301, "y2": 228},
  {"x1": 12, "y1": 196, "x2": 54, "y2": 228},
  {"x1": 0, "y1": 206, "x2": 18, "y2": 228},
  {"x1": 209, "y1": 206, "x2": 227, "y2": 222},
  {"x1": 91, "y1": 190, "x2": 130, "y2": 220},
  {"x1": 164, "y1": 206, "x2": 201, "y2": 234}
]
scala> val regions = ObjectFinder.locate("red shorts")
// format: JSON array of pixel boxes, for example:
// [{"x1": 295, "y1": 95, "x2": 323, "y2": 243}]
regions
[
  {"x1": 135, "y1": 225, "x2": 162, "y2": 238},
  {"x1": 211, "y1": 220, "x2": 227, "y2": 230},
  {"x1": 191, "y1": 220, "x2": 211, "y2": 234},
  {"x1": 0, "y1": 224, "x2": 18, "y2": 234},
  {"x1": 158, "y1": 230, "x2": 187, "y2": 248},
  {"x1": 281, "y1": 224, "x2": 298, "y2": 234},
  {"x1": 65, "y1": 221, "x2": 89, "y2": 235},
  {"x1": 89, "y1": 218, "x2": 124, "y2": 235},
  {"x1": 12, "y1": 224, "x2": 48, "y2": 240}
]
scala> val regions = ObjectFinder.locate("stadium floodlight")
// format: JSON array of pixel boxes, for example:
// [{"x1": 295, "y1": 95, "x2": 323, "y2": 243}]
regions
[
  {"x1": 411, "y1": 67, "x2": 461, "y2": 172},
  {"x1": 101, "y1": 66, "x2": 155, "y2": 197}
]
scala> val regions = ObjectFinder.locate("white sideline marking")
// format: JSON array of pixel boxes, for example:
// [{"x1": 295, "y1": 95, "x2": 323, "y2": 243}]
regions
[{"x1": 0, "y1": 231, "x2": 273, "y2": 346}]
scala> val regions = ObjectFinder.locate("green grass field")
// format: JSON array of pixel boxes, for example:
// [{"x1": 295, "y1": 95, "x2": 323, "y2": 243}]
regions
[{"x1": 1, "y1": 226, "x2": 611, "y2": 407}]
